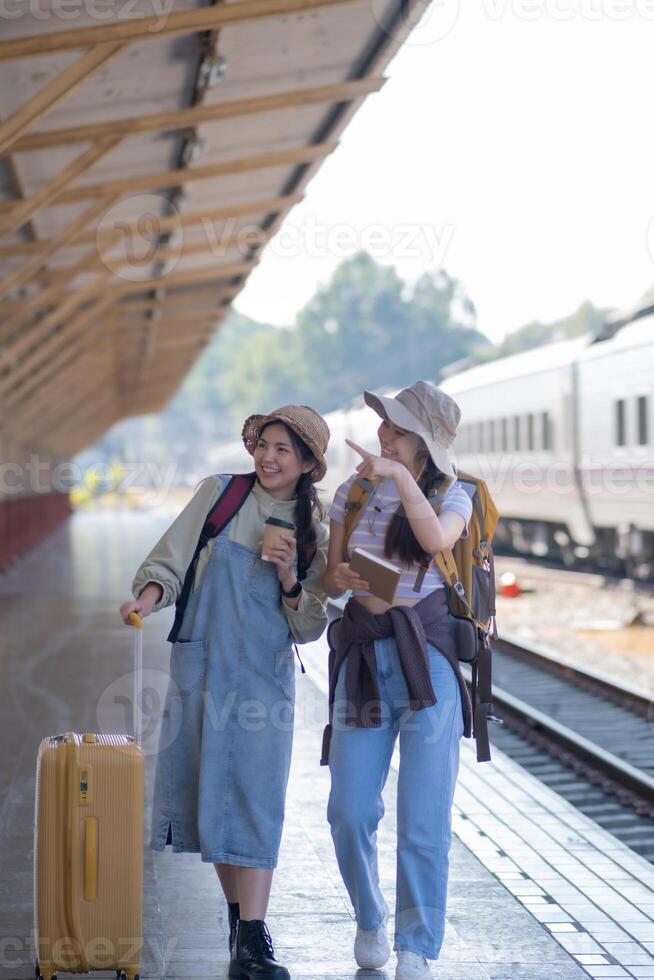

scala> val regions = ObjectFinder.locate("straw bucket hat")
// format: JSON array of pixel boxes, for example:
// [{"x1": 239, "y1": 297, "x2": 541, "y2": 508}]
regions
[
  {"x1": 242, "y1": 405, "x2": 330, "y2": 482},
  {"x1": 363, "y1": 380, "x2": 461, "y2": 478}
]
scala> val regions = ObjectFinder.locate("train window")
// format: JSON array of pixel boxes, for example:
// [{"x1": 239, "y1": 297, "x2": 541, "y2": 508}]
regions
[
  {"x1": 526, "y1": 413, "x2": 534, "y2": 451},
  {"x1": 477, "y1": 421, "x2": 484, "y2": 453},
  {"x1": 513, "y1": 416, "x2": 521, "y2": 451},
  {"x1": 615, "y1": 399, "x2": 627, "y2": 447},
  {"x1": 488, "y1": 419, "x2": 496, "y2": 452},
  {"x1": 501, "y1": 418, "x2": 508, "y2": 452},
  {"x1": 542, "y1": 411, "x2": 552, "y2": 450},
  {"x1": 637, "y1": 396, "x2": 649, "y2": 445}
]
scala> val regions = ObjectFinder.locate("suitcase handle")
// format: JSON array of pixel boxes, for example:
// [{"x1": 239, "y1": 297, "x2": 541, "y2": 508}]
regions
[
  {"x1": 84, "y1": 816, "x2": 98, "y2": 901},
  {"x1": 128, "y1": 613, "x2": 143, "y2": 749}
]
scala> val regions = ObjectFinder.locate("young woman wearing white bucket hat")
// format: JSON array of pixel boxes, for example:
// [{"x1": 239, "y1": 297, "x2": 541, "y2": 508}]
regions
[{"x1": 322, "y1": 380, "x2": 473, "y2": 980}]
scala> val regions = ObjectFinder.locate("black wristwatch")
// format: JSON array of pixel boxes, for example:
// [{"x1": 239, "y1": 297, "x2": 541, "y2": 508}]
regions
[{"x1": 281, "y1": 579, "x2": 302, "y2": 599}]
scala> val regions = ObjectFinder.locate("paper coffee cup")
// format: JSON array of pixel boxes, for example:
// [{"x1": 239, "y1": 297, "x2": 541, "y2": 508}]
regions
[{"x1": 261, "y1": 517, "x2": 296, "y2": 560}]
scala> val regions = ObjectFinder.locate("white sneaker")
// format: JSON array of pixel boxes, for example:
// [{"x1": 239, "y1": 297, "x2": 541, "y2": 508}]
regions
[
  {"x1": 395, "y1": 950, "x2": 432, "y2": 979},
  {"x1": 354, "y1": 904, "x2": 390, "y2": 969}
]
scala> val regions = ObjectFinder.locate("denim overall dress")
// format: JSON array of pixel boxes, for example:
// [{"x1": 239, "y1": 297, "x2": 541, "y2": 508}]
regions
[{"x1": 150, "y1": 519, "x2": 295, "y2": 868}]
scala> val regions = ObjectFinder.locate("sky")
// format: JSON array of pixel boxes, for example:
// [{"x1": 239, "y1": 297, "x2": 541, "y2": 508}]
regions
[{"x1": 234, "y1": 1, "x2": 654, "y2": 344}]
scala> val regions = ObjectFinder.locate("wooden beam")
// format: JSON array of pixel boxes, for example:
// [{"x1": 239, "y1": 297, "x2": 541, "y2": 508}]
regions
[
  {"x1": 109, "y1": 317, "x2": 218, "y2": 331},
  {"x1": 4, "y1": 280, "x2": 108, "y2": 366},
  {"x1": 0, "y1": 212, "x2": 128, "y2": 324},
  {"x1": 0, "y1": 136, "x2": 121, "y2": 239},
  {"x1": 1, "y1": 292, "x2": 116, "y2": 406},
  {"x1": 57, "y1": 255, "x2": 249, "y2": 322},
  {"x1": 5, "y1": 340, "x2": 87, "y2": 417},
  {"x1": 105, "y1": 259, "x2": 255, "y2": 298},
  {"x1": 3, "y1": 152, "x2": 41, "y2": 244},
  {"x1": 0, "y1": 140, "x2": 321, "y2": 321},
  {"x1": 119, "y1": 363, "x2": 205, "y2": 394},
  {"x1": 0, "y1": 0, "x2": 361, "y2": 61},
  {"x1": 53, "y1": 407, "x2": 119, "y2": 458},
  {"x1": 2, "y1": 214, "x2": 252, "y2": 336},
  {"x1": 141, "y1": 334, "x2": 212, "y2": 352},
  {"x1": 43, "y1": 392, "x2": 117, "y2": 457},
  {"x1": 0, "y1": 192, "x2": 121, "y2": 298},
  {"x1": 10, "y1": 233, "x2": 266, "y2": 290},
  {"x1": 109, "y1": 293, "x2": 234, "y2": 315},
  {"x1": 6, "y1": 77, "x2": 383, "y2": 155},
  {"x1": 109, "y1": 317, "x2": 214, "y2": 334},
  {"x1": 119, "y1": 388, "x2": 175, "y2": 416},
  {"x1": 1, "y1": 257, "x2": 250, "y2": 388},
  {"x1": 0, "y1": 256, "x2": 235, "y2": 341},
  {"x1": 0, "y1": 285, "x2": 235, "y2": 348},
  {"x1": 21, "y1": 357, "x2": 98, "y2": 426},
  {"x1": 0, "y1": 192, "x2": 303, "y2": 257},
  {"x1": 12, "y1": 347, "x2": 88, "y2": 421},
  {"x1": 114, "y1": 287, "x2": 233, "y2": 314},
  {"x1": 12, "y1": 353, "x2": 107, "y2": 443},
  {"x1": 2, "y1": 140, "x2": 333, "y2": 232},
  {"x1": 0, "y1": 42, "x2": 125, "y2": 156}
]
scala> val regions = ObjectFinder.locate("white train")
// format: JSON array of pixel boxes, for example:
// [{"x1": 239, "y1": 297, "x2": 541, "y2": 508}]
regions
[
  {"x1": 440, "y1": 299, "x2": 654, "y2": 578},
  {"x1": 205, "y1": 297, "x2": 654, "y2": 579}
]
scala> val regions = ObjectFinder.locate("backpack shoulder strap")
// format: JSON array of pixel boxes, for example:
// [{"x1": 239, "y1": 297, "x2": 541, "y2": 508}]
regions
[
  {"x1": 433, "y1": 548, "x2": 457, "y2": 588},
  {"x1": 204, "y1": 472, "x2": 257, "y2": 537},
  {"x1": 431, "y1": 475, "x2": 480, "y2": 623},
  {"x1": 167, "y1": 472, "x2": 256, "y2": 643},
  {"x1": 343, "y1": 476, "x2": 378, "y2": 551},
  {"x1": 429, "y1": 477, "x2": 460, "y2": 589}
]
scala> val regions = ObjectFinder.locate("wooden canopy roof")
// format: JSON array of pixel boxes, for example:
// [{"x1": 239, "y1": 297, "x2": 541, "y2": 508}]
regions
[{"x1": 0, "y1": 0, "x2": 427, "y2": 460}]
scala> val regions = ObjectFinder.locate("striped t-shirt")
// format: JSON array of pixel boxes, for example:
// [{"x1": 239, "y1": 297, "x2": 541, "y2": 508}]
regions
[{"x1": 329, "y1": 473, "x2": 473, "y2": 600}]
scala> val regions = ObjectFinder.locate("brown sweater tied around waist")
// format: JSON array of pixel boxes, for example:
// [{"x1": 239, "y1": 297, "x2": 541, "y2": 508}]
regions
[{"x1": 320, "y1": 588, "x2": 473, "y2": 766}]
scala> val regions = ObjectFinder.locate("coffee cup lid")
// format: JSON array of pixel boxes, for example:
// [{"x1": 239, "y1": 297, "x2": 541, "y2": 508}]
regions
[{"x1": 264, "y1": 517, "x2": 296, "y2": 530}]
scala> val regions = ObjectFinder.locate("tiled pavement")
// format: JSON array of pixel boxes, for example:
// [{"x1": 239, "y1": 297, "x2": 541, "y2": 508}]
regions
[
  {"x1": 300, "y1": 640, "x2": 654, "y2": 980},
  {"x1": 0, "y1": 510, "x2": 649, "y2": 978}
]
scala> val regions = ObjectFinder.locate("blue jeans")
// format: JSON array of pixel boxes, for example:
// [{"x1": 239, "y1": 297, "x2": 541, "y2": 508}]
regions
[{"x1": 327, "y1": 636, "x2": 464, "y2": 960}]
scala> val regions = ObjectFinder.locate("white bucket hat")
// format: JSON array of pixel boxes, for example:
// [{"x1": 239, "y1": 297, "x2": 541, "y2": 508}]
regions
[{"x1": 363, "y1": 380, "x2": 461, "y2": 478}]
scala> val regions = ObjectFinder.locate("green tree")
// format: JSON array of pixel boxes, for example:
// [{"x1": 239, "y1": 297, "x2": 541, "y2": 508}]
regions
[{"x1": 481, "y1": 299, "x2": 610, "y2": 361}]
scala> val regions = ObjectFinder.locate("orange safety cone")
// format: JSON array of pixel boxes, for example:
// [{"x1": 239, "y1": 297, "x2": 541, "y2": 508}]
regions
[{"x1": 499, "y1": 571, "x2": 521, "y2": 598}]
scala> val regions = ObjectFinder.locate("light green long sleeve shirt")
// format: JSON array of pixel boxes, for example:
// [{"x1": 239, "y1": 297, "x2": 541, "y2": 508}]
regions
[{"x1": 132, "y1": 474, "x2": 329, "y2": 644}]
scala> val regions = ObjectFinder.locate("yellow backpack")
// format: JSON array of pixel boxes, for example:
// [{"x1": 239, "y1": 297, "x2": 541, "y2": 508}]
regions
[{"x1": 343, "y1": 471, "x2": 501, "y2": 762}]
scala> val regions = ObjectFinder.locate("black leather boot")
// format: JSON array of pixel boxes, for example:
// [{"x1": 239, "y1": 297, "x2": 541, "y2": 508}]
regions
[
  {"x1": 228, "y1": 919, "x2": 290, "y2": 979},
  {"x1": 227, "y1": 901, "x2": 240, "y2": 955}
]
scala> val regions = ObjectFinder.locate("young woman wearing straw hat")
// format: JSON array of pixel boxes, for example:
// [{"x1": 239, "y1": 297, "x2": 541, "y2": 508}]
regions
[
  {"x1": 119, "y1": 406, "x2": 330, "y2": 980},
  {"x1": 322, "y1": 381, "x2": 473, "y2": 980}
]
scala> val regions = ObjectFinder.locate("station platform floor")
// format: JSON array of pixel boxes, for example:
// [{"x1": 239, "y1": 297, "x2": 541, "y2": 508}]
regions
[{"x1": 2, "y1": 508, "x2": 654, "y2": 980}]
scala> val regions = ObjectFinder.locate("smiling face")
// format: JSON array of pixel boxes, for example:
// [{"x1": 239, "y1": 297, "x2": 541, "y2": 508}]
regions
[
  {"x1": 253, "y1": 421, "x2": 315, "y2": 500},
  {"x1": 377, "y1": 419, "x2": 427, "y2": 478}
]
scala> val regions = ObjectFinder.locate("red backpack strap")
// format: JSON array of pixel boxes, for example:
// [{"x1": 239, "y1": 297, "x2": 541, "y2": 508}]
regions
[
  {"x1": 167, "y1": 473, "x2": 256, "y2": 643},
  {"x1": 203, "y1": 472, "x2": 257, "y2": 536}
]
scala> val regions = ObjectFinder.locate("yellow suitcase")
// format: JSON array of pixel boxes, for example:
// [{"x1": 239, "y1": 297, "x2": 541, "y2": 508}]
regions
[{"x1": 34, "y1": 617, "x2": 145, "y2": 980}]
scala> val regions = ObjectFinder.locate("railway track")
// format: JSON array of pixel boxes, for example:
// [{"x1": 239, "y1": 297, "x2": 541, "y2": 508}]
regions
[
  {"x1": 494, "y1": 549, "x2": 654, "y2": 594},
  {"x1": 472, "y1": 633, "x2": 654, "y2": 860}
]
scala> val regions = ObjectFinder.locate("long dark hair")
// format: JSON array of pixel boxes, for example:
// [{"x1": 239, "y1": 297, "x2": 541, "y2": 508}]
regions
[
  {"x1": 384, "y1": 445, "x2": 448, "y2": 565},
  {"x1": 259, "y1": 420, "x2": 325, "y2": 578}
]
